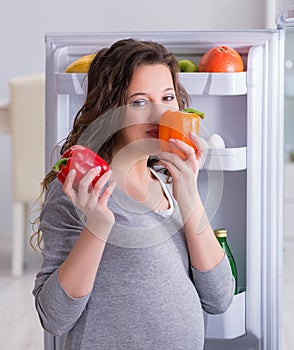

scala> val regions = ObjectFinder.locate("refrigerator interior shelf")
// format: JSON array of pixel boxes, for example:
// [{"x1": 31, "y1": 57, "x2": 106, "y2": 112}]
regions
[
  {"x1": 55, "y1": 72, "x2": 247, "y2": 96},
  {"x1": 179, "y1": 71, "x2": 247, "y2": 96},
  {"x1": 55, "y1": 73, "x2": 87, "y2": 95},
  {"x1": 205, "y1": 291, "x2": 246, "y2": 339},
  {"x1": 202, "y1": 147, "x2": 247, "y2": 171}
]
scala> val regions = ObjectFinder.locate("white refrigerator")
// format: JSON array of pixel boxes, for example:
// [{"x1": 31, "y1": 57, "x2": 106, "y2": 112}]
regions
[{"x1": 43, "y1": 12, "x2": 292, "y2": 348}]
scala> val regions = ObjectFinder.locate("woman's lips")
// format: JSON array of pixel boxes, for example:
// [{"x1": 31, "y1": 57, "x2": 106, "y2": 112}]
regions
[{"x1": 146, "y1": 129, "x2": 159, "y2": 138}]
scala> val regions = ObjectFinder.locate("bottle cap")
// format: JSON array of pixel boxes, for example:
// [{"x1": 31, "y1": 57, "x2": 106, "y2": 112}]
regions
[{"x1": 214, "y1": 228, "x2": 228, "y2": 237}]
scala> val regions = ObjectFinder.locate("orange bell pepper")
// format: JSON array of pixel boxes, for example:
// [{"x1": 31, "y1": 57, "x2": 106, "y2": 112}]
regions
[{"x1": 158, "y1": 108, "x2": 204, "y2": 158}]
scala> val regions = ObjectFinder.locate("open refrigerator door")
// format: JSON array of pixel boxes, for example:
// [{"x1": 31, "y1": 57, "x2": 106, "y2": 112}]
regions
[{"x1": 44, "y1": 30, "x2": 284, "y2": 350}]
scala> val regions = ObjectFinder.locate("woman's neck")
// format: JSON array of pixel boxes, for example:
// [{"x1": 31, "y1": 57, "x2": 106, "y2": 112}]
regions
[
  {"x1": 111, "y1": 155, "x2": 167, "y2": 207},
  {"x1": 111, "y1": 156, "x2": 152, "y2": 188}
]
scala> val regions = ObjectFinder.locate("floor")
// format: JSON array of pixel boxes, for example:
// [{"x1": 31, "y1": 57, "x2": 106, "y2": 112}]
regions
[
  {"x1": 0, "y1": 236, "x2": 44, "y2": 349},
  {"x1": 0, "y1": 237, "x2": 293, "y2": 350}
]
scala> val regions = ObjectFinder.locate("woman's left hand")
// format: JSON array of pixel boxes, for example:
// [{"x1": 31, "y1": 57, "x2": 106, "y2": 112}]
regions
[{"x1": 157, "y1": 132, "x2": 206, "y2": 221}]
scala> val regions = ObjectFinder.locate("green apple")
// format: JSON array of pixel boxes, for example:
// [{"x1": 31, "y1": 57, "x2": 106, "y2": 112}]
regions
[{"x1": 178, "y1": 59, "x2": 198, "y2": 72}]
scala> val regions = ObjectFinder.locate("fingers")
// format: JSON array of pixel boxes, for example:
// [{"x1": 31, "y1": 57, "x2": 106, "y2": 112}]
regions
[
  {"x1": 157, "y1": 136, "x2": 207, "y2": 178},
  {"x1": 189, "y1": 132, "x2": 208, "y2": 158},
  {"x1": 99, "y1": 180, "x2": 117, "y2": 207},
  {"x1": 88, "y1": 170, "x2": 114, "y2": 206},
  {"x1": 63, "y1": 167, "x2": 114, "y2": 207},
  {"x1": 169, "y1": 138, "x2": 196, "y2": 160},
  {"x1": 157, "y1": 146, "x2": 181, "y2": 173},
  {"x1": 78, "y1": 167, "x2": 103, "y2": 195},
  {"x1": 166, "y1": 135, "x2": 207, "y2": 169},
  {"x1": 63, "y1": 168, "x2": 77, "y2": 200},
  {"x1": 162, "y1": 138, "x2": 198, "y2": 172}
]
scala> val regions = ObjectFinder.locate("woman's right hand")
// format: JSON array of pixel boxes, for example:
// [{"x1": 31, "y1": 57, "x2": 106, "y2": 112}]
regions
[{"x1": 63, "y1": 167, "x2": 116, "y2": 240}]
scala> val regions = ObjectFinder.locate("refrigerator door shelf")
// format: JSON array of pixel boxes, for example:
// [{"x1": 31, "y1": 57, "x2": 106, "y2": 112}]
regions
[
  {"x1": 179, "y1": 72, "x2": 247, "y2": 96},
  {"x1": 55, "y1": 73, "x2": 87, "y2": 95},
  {"x1": 205, "y1": 291, "x2": 246, "y2": 339},
  {"x1": 55, "y1": 71, "x2": 247, "y2": 96},
  {"x1": 202, "y1": 147, "x2": 247, "y2": 171}
]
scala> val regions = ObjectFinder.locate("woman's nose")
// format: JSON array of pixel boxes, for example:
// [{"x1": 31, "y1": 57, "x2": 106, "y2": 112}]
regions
[{"x1": 148, "y1": 103, "x2": 173, "y2": 123}]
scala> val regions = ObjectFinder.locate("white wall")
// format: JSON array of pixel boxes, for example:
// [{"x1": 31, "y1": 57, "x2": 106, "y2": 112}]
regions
[
  {"x1": 0, "y1": 0, "x2": 270, "y2": 105},
  {"x1": 0, "y1": 0, "x2": 269, "y2": 236}
]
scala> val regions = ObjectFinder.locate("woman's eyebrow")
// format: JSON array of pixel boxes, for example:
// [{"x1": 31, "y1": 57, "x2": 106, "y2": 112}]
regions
[
  {"x1": 127, "y1": 88, "x2": 175, "y2": 100},
  {"x1": 127, "y1": 92, "x2": 148, "y2": 99}
]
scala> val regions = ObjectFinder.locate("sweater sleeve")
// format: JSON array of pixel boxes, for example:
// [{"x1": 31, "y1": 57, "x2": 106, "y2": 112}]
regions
[
  {"x1": 32, "y1": 180, "x2": 90, "y2": 336},
  {"x1": 191, "y1": 255, "x2": 235, "y2": 315}
]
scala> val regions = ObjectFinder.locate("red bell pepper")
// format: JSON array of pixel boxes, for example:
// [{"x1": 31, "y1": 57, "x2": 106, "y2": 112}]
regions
[{"x1": 53, "y1": 145, "x2": 109, "y2": 190}]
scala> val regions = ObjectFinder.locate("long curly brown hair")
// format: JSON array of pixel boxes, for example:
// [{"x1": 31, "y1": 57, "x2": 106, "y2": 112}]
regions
[{"x1": 31, "y1": 38, "x2": 190, "y2": 249}]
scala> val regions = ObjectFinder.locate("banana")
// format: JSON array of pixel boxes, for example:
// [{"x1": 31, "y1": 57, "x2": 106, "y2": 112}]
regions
[{"x1": 65, "y1": 54, "x2": 96, "y2": 73}]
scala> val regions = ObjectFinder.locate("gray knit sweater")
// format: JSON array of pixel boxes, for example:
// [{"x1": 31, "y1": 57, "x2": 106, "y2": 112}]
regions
[{"x1": 33, "y1": 175, "x2": 234, "y2": 350}]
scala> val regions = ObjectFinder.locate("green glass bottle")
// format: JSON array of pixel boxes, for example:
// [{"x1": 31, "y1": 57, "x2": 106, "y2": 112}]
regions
[{"x1": 214, "y1": 228, "x2": 238, "y2": 295}]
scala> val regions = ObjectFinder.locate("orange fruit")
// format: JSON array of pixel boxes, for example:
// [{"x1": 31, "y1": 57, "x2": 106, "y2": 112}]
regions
[
  {"x1": 158, "y1": 110, "x2": 200, "y2": 158},
  {"x1": 199, "y1": 46, "x2": 244, "y2": 72}
]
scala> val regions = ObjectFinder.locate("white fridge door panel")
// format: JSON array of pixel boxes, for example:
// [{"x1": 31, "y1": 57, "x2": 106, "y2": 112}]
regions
[{"x1": 205, "y1": 292, "x2": 246, "y2": 339}]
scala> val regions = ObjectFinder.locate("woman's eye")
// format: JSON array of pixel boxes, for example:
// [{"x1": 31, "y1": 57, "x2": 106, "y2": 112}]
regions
[
  {"x1": 131, "y1": 99, "x2": 148, "y2": 108},
  {"x1": 164, "y1": 94, "x2": 175, "y2": 102}
]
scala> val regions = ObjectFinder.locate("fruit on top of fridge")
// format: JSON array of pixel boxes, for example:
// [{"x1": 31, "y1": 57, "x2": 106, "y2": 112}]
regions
[
  {"x1": 158, "y1": 108, "x2": 204, "y2": 157},
  {"x1": 53, "y1": 145, "x2": 109, "y2": 191},
  {"x1": 199, "y1": 46, "x2": 244, "y2": 72},
  {"x1": 178, "y1": 59, "x2": 198, "y2": 72},
  {"x1": 207, "y1": 133, "x2": 226, "y2": 148},
  {"x1": 65, "y1": 54, "x2": 96, "y2": 73}
]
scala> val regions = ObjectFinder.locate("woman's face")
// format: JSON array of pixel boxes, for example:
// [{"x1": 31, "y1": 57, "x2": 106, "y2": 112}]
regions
[{"x1": 114, "y1": 64, "x2": 179, "y2": 154}]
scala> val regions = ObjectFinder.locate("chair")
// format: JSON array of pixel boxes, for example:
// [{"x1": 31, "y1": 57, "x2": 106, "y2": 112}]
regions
[{"x1": 9, "y1": 73, "x2": 45, "y2": 277}]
